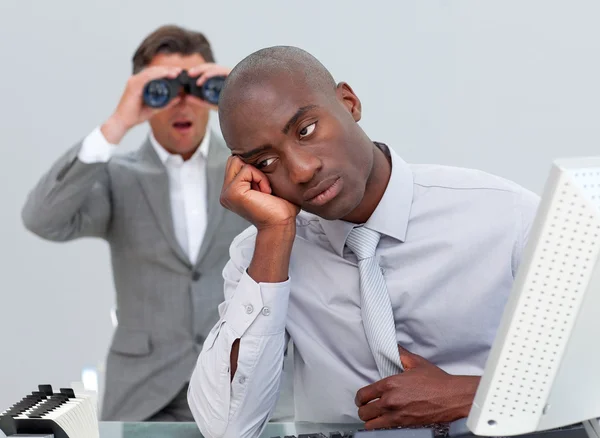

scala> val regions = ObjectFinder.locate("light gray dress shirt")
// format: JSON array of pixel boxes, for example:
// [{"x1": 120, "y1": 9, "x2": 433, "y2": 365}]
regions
[{"x1": 187, "y1": 144, "x2": 540, "y2": 438}]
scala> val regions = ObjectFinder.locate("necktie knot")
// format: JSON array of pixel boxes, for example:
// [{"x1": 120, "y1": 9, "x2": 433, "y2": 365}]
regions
[{"x1": 346, "y1": 226, "x2": 381, "y2": 261}]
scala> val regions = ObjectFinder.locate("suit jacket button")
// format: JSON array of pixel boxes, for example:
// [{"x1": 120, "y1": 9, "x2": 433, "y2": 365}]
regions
[
  {"x1": 195, "y1": 334, "x2": 203, "y2": 344},
  {"x1": 192, "y1": 271, "x2": 201, "y2": 281}
]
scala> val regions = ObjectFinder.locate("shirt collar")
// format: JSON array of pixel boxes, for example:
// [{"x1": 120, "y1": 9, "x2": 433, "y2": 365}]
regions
[
  {"x1": 318, "y1": 143, "x2": 414, "y2": 257},
  {"x1": 149, "y1": 129, "x2": 211, "y2": 165}
]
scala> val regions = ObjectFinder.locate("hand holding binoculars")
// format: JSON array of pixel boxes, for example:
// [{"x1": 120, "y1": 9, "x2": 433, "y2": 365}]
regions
[{"x1": 142, "y1": 70, "x2": 225, "y2": 108}]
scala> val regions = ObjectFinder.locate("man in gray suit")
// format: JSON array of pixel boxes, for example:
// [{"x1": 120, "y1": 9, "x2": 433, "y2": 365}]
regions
[{"x1": 20, "y1": 25, "x2": 250, "y2": 422}]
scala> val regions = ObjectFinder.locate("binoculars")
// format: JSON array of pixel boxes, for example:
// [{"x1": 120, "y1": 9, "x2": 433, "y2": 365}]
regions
[{"x1": 142, "y1": 70, "x2": 225, "y2": 108}]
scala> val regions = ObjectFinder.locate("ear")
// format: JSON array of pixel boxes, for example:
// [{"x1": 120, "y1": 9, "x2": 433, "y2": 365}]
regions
[{"x1": 336, "y1": 82, "x2": 362, "y2": 122}]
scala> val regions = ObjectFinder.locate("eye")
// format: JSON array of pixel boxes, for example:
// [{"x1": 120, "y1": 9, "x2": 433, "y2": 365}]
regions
[
  {"x1": 255, "y1": 157, "x2": 277, "y2": 170},
  {"x1": 299, "y1": 122, "x2": 316, "y2": 138}
]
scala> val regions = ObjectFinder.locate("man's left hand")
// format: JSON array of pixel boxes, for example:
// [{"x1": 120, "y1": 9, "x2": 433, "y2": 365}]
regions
[
  {"x1": 188, "y1": 63, "x2": 232, "y2": 110},
  {"x1": 355, "y1": 346, "x2": 480, "y2": 429}
]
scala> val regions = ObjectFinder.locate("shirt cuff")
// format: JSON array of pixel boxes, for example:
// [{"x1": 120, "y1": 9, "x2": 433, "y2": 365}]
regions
[
  {"x1": 78, "y1": 126, "x2": 118, "y2": 163},
  {"x1": 224, "y1": 270, "x2": 290, "y2": 337}
]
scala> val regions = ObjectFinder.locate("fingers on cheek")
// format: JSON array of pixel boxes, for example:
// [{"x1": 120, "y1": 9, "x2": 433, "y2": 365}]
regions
[
  {"x1": 232, "y1": 164, "x2": 247, "y2": 180},
  {"x1": 259, "y1": 177, "x2": 272, "y2": 193}
]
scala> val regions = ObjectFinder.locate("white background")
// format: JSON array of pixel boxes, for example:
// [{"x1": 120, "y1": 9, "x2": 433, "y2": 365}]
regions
[{"x1": 1, "y1": 0, "x2": 599, "y2": 411}]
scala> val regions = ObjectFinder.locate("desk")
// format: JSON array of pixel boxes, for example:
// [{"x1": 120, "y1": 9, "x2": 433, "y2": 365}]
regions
[
  {"x1": 0, "y1": 421, "x2": 591, "y2": 438},
  {"x1": 99, "y1": 421, "x2": 363, "y2": 437},
  {"x1": 0, "y1": 421, "x2": 361, "y2": 438},
  {"x1": 97, "y1": 421, "x2": 590, "y2": 438}
]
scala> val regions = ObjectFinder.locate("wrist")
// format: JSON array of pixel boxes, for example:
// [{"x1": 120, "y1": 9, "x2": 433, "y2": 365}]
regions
[
  {"x1": 256, "y1": 216, "x2": 297, "y2": 233},
  {"x1": 101, "y1": 114, "x2": 130, "y2": 145},
  {"x1": 256, "y1": 221, "x2": 296, "y2": 239},
  {"x1": 255, "y1": 223, "x2": 296, "y2": 257},
  {"x1": 448, "y1": 375, "x2": 480, "y2": 419}
]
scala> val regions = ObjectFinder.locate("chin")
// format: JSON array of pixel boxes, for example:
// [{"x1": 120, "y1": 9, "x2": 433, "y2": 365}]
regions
[
  {"x1": 169, "y1": 140, "x2": 199, "y2": 155},
  {"x1": 305, "y1": 196, "x2": 359, "y2": 221}
]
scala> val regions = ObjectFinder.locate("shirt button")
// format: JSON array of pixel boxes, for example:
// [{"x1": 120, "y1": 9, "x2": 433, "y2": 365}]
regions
[
  {"x1": 245, "y1": 304, "x2": 254, "y2": 314},
  {"x1": 192, "y1": 271, "x2": 201, "y2": 281},
  {"x1": 262, "y1": 307, "x2": 271, "y2": 316},
  {"x1": 238, "y1": 376, "x2": 246, "y2": 384}
]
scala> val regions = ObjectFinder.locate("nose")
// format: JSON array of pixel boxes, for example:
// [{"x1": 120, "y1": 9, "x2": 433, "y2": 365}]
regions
[
  {"x1": 286, "y1": 147, "x2": 322, "y2": 185},
  {"x1": 175, "y1": 88, "x2": 190, "y2": 107},
  {"x1": 178, "y1": 87, "x2": 187, "y2": 99}
]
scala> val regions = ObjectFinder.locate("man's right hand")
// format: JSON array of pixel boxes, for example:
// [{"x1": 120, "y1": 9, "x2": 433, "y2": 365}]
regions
[
  {"x1": 221, "y1": 156, "x2": 299, "y2": 284},
  {"x1": 100, "y1": 66, "x2": 183, "y2": 144},
  {"x1": 220, "y1": 156, "x2": 299, "y2": 230}
]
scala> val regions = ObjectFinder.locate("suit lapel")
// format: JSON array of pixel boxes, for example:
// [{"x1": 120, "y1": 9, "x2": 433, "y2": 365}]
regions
[
  {"x1": 194, "y1": 134, "x2": 229, "y2": 268},
  {"x1": 135, "y1": 139, "x2": 191, "y2": 267}
]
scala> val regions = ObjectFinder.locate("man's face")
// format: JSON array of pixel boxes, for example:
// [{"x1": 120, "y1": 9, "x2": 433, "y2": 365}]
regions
[
  {"x1": 146, "y1": 53, "x2": 210, "y2": 159},
  {"x1": 220, "y1": 76, "x2": 375, "y2": 220}
]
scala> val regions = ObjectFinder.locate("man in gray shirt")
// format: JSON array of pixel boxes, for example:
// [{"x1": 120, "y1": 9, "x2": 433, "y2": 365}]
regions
[{"x1": 187, "y1": 46, "x2": 540, "y2": 438}]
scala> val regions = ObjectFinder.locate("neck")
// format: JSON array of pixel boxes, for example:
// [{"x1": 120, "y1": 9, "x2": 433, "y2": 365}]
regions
[
  {"x1": 342, "y1": 143, "x2": 392, "y2": 224},
  {"x1": 158, "y1": 140, "x2": 202, "y2": 162},
  {"x1": 151, "y1": 129, "x2": 207, "y2": 162},
  {"x1": 179, "y1": 147, "x2": 199, "y2": 161}
]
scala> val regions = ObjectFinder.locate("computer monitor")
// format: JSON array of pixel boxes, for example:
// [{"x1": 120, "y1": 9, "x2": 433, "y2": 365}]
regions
[{"x1": 467, "y1": 157, "x2": 600, "y2": 438}]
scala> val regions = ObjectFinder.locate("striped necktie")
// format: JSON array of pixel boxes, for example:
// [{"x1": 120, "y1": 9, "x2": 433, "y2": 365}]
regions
[{"x1": 346, "y1": 226, "x2": 404, "y2": 378}]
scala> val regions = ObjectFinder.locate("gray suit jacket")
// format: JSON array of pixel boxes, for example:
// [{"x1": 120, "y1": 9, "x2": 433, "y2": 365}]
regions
[{"x1": 21, "y1": 131, "x2": 250, "y2": 421}]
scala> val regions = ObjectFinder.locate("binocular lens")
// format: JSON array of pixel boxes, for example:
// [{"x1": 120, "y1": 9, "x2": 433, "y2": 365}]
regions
[
  {"x1": 143, "y1": 80, "x2": 172, "y2": 108},
  {"x1": 202, "y1": 77, "x2": 226, "y2": 106}
]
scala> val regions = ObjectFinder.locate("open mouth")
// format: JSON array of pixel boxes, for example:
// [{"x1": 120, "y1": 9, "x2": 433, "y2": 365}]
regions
[{"x1": 173, "y1": 120, "x2": 193, "y2": 131}]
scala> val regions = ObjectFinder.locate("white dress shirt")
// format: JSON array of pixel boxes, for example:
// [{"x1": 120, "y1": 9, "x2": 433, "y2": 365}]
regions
[
  {"x1": 187, "y1": 144, "x2": 540, "y2": 438},
  {"x1": 78, "y1": 127, "x2": 210, "y2": 264}
]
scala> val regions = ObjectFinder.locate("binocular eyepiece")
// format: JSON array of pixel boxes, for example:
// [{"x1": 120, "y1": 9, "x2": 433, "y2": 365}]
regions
[{"x1": 142, "y1": 70, "x2": 225, "y2": 108}]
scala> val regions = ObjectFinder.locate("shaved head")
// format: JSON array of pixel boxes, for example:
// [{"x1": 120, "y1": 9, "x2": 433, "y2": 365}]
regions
[{"x1": 219, "y1": 46, "x2": 337, "y2": 124}]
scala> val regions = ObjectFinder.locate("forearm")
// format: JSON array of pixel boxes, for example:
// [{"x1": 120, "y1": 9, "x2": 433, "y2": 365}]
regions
[
  {"x1": 247, "y1": 224, "x2": 296, "y2": 283},
  {"x1": 100, "y1": 114, "x2": 130, "y2": 145}
]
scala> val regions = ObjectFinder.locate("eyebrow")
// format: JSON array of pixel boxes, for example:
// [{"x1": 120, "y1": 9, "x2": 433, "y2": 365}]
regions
[
  {"x1": 235, "y1": 145, "x2": 272, "y2": 160},
  {"x1": 233, "y1": 105, "x2": 320, "y2": 160},
  {"x1": 282, "y1": 105, "x2": 318, "y2": 134}
]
